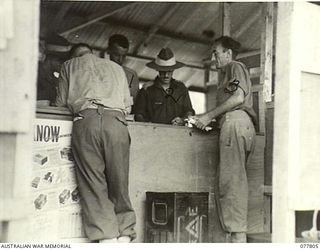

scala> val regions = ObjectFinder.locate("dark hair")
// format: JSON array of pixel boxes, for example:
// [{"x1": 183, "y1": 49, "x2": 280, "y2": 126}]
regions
[
  {"x1": 214, "y1": 36, "x2": 241, "y2": 58},
  {"x1": 108, "y1": 34, "x2": 129, "y2": 49},
  {"x1": 70, "y1": 43, "x2": 92, "y2": 57}
]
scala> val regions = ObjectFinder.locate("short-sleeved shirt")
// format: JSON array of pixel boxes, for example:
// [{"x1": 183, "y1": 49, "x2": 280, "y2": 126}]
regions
[
  {"x1": 134, "y1": 77, "x2": 195, "y2": 124},
  {"x1": 217, "y1": 61, "x2": 257, "y2": 124},
  {"x1": 123, "y1": 66, "x2": 139, "y2": 104},
  {"x1": 55, "y1": 54, "x2": 132, "y2": 114}
]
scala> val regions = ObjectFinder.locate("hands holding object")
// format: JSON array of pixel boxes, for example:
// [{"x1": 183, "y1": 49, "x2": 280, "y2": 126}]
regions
[{"x1": 185, "y1": 116, "x2": 215, "y2": 131}]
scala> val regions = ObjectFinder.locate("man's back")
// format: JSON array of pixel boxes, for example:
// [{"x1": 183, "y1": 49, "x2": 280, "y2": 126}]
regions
[{"x1": 56, "y1": 53, "x2": 132, "y2": 114}]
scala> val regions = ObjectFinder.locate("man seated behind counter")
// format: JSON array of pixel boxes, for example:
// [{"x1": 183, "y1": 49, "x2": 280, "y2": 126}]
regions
[
  {"x1": 134, "y1": 48, "x2": 195, "y2": 125},
  {"x1": 56, "y1": 43, "x2": 136, "y2": 243}
]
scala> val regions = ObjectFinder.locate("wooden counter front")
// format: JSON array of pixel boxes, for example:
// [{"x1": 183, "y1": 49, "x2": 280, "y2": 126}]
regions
[{"x1": 35, "y1": 107, "x2": 265, "y2": 242}]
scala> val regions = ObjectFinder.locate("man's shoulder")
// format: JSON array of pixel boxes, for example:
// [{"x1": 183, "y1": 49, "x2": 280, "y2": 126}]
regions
[
  {"x1": 122, "y1": 66, "x2": 138, "y2": 76},
  {"x1": 172, "y1": 79, "x2": 188, "y2": 90},
  {"x1": 228, "y1": 61, "x2": 248, "y2": 72},
  {"x1": 142, "y1": 80, "x2": 155, "y2": 91}
]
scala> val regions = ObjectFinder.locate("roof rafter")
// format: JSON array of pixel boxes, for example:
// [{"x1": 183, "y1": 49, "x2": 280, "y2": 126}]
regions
[
  {"x1": 133, "y1": 3, "x2": 180, "y2": 55},
  {"x1": 102, "y1": 17, "x2": 212, "y2": 46},
  {"x1": 234, "y1": 6, "x2": 263, "y2": 39},
  {"x1": 59, "y1": 2, "x2": 138, "y2": 36},
  {"x1": 42, "y1": 6, "x2": 212, "y2": 46}
]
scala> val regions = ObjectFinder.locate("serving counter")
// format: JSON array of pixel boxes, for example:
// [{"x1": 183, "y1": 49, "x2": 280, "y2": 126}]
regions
[{"x1": 32, "y1": 106, "x2": 265, "y2": 242}]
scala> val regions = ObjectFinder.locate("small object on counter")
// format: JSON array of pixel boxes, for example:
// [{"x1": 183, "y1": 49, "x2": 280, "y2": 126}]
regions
[{"x1": 185, "y1": 117, "x2": 213, "y2": 131}]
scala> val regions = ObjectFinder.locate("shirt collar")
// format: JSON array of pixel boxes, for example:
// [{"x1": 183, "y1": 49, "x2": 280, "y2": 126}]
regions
[
  {"x1": 154, "y1": 76, "x2": 178, "y2": 89},
  {"x1": 154, "y1": 77, "x2": 183, "y2": 102},
  {"x1": 219, "y1": 60, "x2": 239, "y2": 72}
]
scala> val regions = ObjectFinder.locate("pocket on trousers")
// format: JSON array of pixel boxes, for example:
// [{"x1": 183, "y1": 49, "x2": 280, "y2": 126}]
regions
[{"x1": 116, "y1": 115, "x2": 128, "y2": 126}]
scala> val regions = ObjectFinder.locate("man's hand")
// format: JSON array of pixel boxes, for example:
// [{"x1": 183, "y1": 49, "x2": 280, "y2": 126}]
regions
[
  {"x1": 171, "y1": 117, "x2": 184, "y2": 126},
  {"x1": 190, "y1": 114, "x2": 212, "y2": 130}
]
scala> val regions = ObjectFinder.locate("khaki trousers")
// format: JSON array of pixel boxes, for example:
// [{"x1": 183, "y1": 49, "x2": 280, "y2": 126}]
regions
[
  {"x1": 71, "y1": 108, "x2": 136, "y2": 241},
  {"x1": 215, "y1": 110, "x2": 256, "y2": 234}
]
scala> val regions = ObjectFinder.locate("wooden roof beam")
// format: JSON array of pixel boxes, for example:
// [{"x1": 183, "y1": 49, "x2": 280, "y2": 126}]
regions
[
  {"x1": 59, "y1": 2, "x2": 138, "y2": 36},
  {"x1": 102, "y1": 17, "x2": 212, "y2": 46},
  {"x1": 133, "y1": 3, "x2": 180, "y2": 55},
  {"x1": 42, "y1": 6, "x2": 212, "y2": 46},
  {"x1": 222, "y1": 2, "x2": 231, "y2": 36},
  {"x1": 86, "y1": 44, "x2": 210, "y2": 70},
  {"x1": 237, "y1": 50, "x2": 260, "y2": 59}
]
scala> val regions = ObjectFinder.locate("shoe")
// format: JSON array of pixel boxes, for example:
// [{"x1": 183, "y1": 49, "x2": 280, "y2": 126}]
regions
[
  {"x1": 117, "y1": 236, "x2": 131, "y2": 243},
  {"x1": 231, "y1": 232, "x2": 247, "y2": 243},
  {"x1": 99, "y1": 238, "x2": 118, "y2": 243}
]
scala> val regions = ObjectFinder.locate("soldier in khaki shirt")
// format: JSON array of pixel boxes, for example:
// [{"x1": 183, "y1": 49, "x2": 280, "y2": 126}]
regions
[
  {"x1": 56, "y1": 43, "x2": 136, "y2": 243},
  {"x1": 191, "y1": 36, "x2": 257, "y2": 243}
]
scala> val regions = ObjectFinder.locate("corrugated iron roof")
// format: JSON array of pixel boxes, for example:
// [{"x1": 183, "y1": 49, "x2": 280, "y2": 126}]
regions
[{"x1": 40, "y1": 1, "x2": 265, "y2": 88}]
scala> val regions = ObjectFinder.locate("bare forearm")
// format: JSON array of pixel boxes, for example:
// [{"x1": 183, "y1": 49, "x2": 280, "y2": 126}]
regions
[{"x1": 206, "y1": 91, "x2": 244, "y2": 120}]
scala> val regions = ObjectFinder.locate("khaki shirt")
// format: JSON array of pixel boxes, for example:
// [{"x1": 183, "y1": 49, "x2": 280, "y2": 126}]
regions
[
  {"x1": 217, "y1": 61, "x2": 257, "y2": 125},
  {"x1": 56, "y1": 54, "x2": 132, "y2": 114},
  {"x1": 123, "y1": 66, "x2": 139, "y2": 104}
]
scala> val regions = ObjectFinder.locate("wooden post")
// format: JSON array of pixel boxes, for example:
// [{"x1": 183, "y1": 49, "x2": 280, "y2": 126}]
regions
[
  {"x1": 272, "y1": 2, "x2": 296, "y2": 242},
  {"x1": 0, "y1": 0, "x2": 39, "y2": 241},
  {"x1": 273, "y1": 1, "x2": 320, "y2": 242},
  {"x1": 261, "y1": 3, "x2": 274, "y2": 103},
  {"x1": 258, "y1": 3, "x2": 274, "y2": 134},
  {"x1": 222, "y1": 3, "x2": 231, "y2": 36}
]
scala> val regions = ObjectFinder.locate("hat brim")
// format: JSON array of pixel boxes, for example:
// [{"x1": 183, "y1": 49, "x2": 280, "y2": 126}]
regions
[
  {"x1": 45, "y1": 50, "x2": 70, "y2": 60},
  {"x1": 146, "y1": 61, "x2": 185, "y2": 71}
]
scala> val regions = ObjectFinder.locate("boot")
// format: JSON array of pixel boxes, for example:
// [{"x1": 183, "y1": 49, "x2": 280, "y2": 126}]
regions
[
  {"x1": 231, "y1": 232, "x2": 247, "y2": 243},
  {"x1": 99, "y1": 238, "x2": 118, "y2": 243},
  {"x1": 117, "y1": 236, "x2": 131, "y2": 243}
]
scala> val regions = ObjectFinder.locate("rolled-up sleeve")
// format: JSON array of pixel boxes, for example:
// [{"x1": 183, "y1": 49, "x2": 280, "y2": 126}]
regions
[
  {"x1": 55, "y1": 64, "x2": 68, "y2": 107},
  {"x1": 228, "y1": 63, "x2": 249, "y2": 96}
]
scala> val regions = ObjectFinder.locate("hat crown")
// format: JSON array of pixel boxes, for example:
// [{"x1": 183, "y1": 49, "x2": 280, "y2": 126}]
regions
[
  {"x1": 146, "y1": 47, "x2": 184, "y2": 71},
  {"x1": 158, "y1": 48, "x2": 174, "y2": 60},
  {"x1": 45, "y1": 34, "x2": 70, "y2": 46}
]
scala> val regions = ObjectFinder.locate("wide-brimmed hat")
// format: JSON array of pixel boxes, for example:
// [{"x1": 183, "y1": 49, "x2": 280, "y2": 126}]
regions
[
  {"x1": 146, "y1": 48, "x2": 185, "y2": 71},
  {"x1": 45, "y1": 34, "x2": 71, "y2": 59}
]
